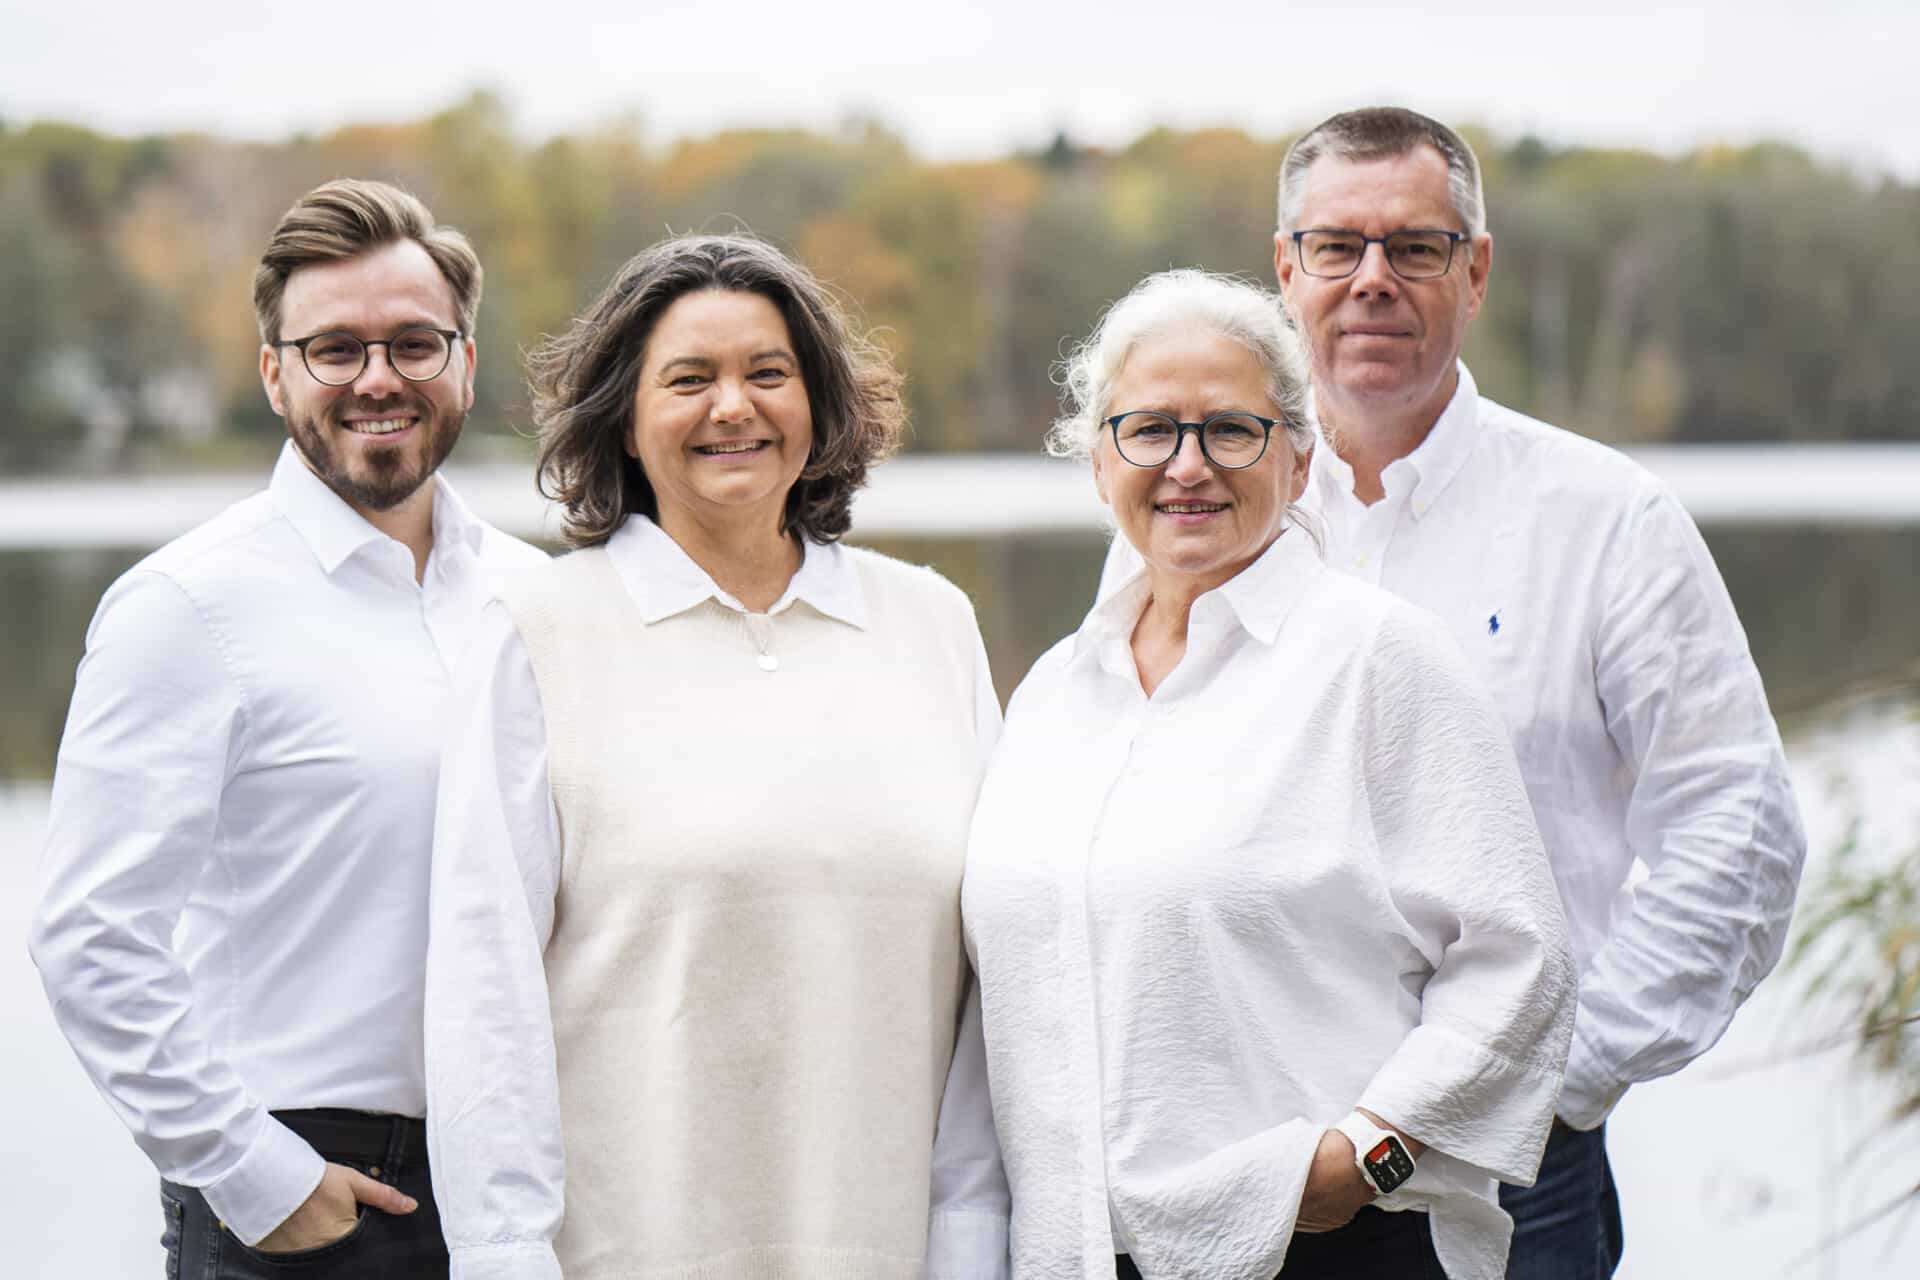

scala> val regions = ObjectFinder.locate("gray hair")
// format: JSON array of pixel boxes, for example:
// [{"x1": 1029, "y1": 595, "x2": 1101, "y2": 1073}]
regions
[
  {"x1": 1277, "y1": 106, "x2": 1487, "y2": 239},
  {"x1": 1048, "y1": 270, "x2": 1320, "y2": 547},
  {"x1": 1049, "y1": 269, "x2": 1311, "y2": 461}
]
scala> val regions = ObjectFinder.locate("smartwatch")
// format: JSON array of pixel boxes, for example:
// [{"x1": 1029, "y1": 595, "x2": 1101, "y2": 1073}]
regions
[{"x1": 1334, "y1": 1113, "x2": 1417, "y2": 1195}]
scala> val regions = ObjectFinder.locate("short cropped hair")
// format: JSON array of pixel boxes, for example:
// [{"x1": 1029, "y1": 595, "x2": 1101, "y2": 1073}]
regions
[
  {"x1": 1278, "y1": 106, "x2": 1487, "y2": 239},
  {"x1": 529, "y1": 234, "x2": 906, "y2": 548},
  {"x1": 252, "y1": 179, "x2": 482, "y2": 344},
  {"x1": 1049, "y1": 269, "x2": 1312, "y2": 463}
]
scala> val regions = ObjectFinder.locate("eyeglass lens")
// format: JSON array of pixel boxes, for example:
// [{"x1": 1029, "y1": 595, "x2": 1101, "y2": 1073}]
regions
[
  {"x1": 1113, "y1": 413, "x2": 1269, "y2": 468},
  {"x1": 302, "y1": 329, "x2": 452, "y2": 385},
  {"x1": 1296, "y1": 230, "x2": 1456, "y2": 280}
]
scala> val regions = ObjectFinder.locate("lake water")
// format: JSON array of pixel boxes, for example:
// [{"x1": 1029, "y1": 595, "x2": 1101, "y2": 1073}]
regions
[
  {"x1": 9, "y1": 692, "x2": 1918, "y2": 1278},
  {"x1": 6, "y1": 519, "x2": 1919, "y2": 778},
  {"x1": 5, "y1": 446, "x2": 1919, "y2": 773},
  {"x1": 5, "y1": 453, "x2": 1919, "y2": 1275}
]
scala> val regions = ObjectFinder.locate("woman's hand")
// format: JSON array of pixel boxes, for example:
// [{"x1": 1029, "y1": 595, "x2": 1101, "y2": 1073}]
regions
[{"x1": 1294, "y1": 1128, "x2": 1376, "y2": 1233}]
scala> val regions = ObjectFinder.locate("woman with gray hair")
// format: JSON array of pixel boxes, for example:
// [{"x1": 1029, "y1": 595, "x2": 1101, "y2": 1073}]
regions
[{"x1": 962, "y1": 269, "x2": 1573, "y2": 1278}]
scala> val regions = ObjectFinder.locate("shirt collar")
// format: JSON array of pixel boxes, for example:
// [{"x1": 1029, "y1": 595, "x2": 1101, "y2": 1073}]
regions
[
  {"x1": 269, "y1": 441, "x2": 384, "y2": 574},
  {"x1": 269, "y1": 441, "x2": 484, "y2": 575},
  {"x1": 428, "y1": 470, "x2": 487, "y2": 558},
  {"x1": 603, "y1": 515, "x2": 868, "y2": 628},
  {"x1": 1308, "y1": 361, "x2": 1480, "y2": 520},
  {"x1": 1207, "y1": 526, "x2": 1326, "y2": 643},
  {"x1": 1073, "y1": 526, "x2": 1324, "y2": 666}
]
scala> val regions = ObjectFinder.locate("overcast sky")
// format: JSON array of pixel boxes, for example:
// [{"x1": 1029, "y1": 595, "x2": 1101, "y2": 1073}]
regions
[{"x1": 7, "y1": 0, "x2": 1916, "y2": 179}]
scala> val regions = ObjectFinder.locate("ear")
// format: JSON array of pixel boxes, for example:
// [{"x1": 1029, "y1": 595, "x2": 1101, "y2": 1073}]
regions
[
  {"x1": 260, "y1": 344, "x2": 287, "y2": 417},
  {"x1": 459, "y1": 334, "x2": 477, "y2": 412},
  {"x1": 1091, "y1": 436, "x2": 1112, "y2": 508},
  {"x1": 1464, "y1": 231, "x2": 1493, "y2": 323},
  {"x1": 1288, "y1": 436, "x2": 1313, "y2": 503},
  {"x1": 1273, "y1": 230, "x2": 1293, "y2": 292}
]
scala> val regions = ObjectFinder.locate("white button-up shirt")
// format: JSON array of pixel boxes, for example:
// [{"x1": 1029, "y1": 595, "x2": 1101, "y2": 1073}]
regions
[
  {"x1": 425, "y1": 516, "x2": 1008, "y2": 1280},
  {"x1": 968, "y1": 530, "x2": 1574, "y2": 1279},
  {"x1": 29, "y1": 443, "x2": 546, "y2": 1245},
  {"x1": 1098, "y1": 364, "x2": 1806, "y2": 1128}
]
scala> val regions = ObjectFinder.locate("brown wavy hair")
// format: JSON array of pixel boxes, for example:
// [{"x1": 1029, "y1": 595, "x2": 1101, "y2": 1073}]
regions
[{"x1": 529, "y1": 234, "x2": 906, "y2": 547}]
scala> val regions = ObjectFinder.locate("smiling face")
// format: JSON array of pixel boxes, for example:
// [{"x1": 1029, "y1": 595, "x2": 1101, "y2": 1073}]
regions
[
  {"x1": 628, "y1": 288, "x2": 813, "y2": 544},
  {"x1": 1275, "y1": 145, "x2": 1491, "y2": 439},
  {"x1": 260, "y1": 238, "x2": 474, "y2": 514},
  {"x1": 1093, "y1": 327, "x2": 1309, "y2": 598}
]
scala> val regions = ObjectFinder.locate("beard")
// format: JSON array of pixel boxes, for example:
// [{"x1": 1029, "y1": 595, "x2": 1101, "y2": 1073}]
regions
[{"x1": 286, "y1": 391, "x2": 464, "y2": 513}]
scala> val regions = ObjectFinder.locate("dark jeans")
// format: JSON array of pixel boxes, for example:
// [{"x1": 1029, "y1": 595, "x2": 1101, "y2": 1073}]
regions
[
  {"x1": 1117, "y1": 1206, "x2": 1444, "y2": 1279},
  {"x1": 158, "y1": 1110, "x2": 448, "y2": 1280},
  {"x1": 1500, "y1": 1121, "x2": 1624, "y2": 1279}
]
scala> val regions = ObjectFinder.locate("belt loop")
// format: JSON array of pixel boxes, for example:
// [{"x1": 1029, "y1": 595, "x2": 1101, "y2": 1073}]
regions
[{"x1": 383, "y1": 1114, "x2": 407, "y2": 1183}]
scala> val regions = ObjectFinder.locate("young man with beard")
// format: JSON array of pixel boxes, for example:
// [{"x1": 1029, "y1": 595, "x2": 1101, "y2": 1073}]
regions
[
  {"x1": 1099, "y1": 108, "x2": 1804, "y2": 1277},
  {"x1": 30, "y1": 179, "x2": 546, "y2": 1278}
]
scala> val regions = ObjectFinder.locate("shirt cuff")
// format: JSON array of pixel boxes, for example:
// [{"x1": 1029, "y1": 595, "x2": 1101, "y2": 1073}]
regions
[
  {"x1": 1557, "y1": 1023, "x2": 1628, "y2": 1131},
  {"x1": 451, "y1": 1241, "x2": 564, "y2": 1280},
  {"x1": 1110, "y1": 1118, "x2": 1320, "y2": 1280},
  {"x1": 1357, "y1": 1023, "x2": 1562, "y2": 1186},
  {"x1": 198, "y1": 1116, "x2": 326, "y2": 1246},
  {"x1": 926, "y1": 1207, "x2": 1009, "y2": 1279}
]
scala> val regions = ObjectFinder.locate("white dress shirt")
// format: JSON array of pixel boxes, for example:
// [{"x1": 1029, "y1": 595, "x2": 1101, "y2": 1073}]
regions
[
  {"x1": 967, "y1": 529, "x2": 1574, "y2": 1279},
  {"x1": 29, "y1": 443, "x2": 546, "y2": 1245},
  {"x1": 1098, "y1": 364, "x2": 1806, "y2": 1128},
  {"x1": 425, "y1": 516, "x2": 1009, "y2": 1280}
]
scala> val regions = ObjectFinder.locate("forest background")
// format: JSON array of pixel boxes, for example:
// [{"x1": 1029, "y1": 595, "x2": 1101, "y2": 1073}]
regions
[{"x1": 6, "y1": 88, "x2": 1917, "y2": 474}]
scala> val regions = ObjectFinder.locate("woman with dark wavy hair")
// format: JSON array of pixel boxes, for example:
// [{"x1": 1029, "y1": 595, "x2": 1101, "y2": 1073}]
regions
[{"x1": 422, "y1": 234, "x2": 1010, "y2": 1280}]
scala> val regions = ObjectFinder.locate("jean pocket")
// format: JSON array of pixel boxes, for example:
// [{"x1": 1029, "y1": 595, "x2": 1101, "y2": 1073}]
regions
[
  {"x1": 228, "y1": 1207, "x2": 371, "y2": 1268},
  {"x1": 159, "y1": 1189, "x2": 184, "y2": 1280}
]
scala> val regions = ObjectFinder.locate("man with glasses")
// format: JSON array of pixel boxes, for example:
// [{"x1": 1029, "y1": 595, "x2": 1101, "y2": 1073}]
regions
[
  {"x1": 30, "y1": 179, "x2": 544, "y2": 1278},
  {"x1": 1102, "y1": 107, "x2": 1804, "y2": 1277}
]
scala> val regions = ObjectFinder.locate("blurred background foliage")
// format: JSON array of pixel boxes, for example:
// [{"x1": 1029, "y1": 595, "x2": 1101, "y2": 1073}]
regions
[
  {"x1": 1791, "y1": 761, "x2": 1920, "y2": 1123},
  {"x1": 5, "y1": 89, "x2": 1918, "y2": 473}
]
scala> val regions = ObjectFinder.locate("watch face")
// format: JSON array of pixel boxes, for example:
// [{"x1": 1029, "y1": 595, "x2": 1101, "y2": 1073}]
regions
[{"x1": 1363, "y1": 1136, "x2": 1417, "y2": 1194}]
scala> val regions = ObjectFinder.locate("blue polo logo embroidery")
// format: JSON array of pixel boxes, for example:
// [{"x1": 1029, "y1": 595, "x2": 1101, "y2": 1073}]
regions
[{"x1": 1488, "y1": 612, "x2": 1501, "y2": 636}]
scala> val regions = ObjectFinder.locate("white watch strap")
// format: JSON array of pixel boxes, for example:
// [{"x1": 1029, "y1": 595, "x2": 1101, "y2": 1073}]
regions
[{"x1": 1333, "y1": 1113, "x2": 1413, "y2": 1193}]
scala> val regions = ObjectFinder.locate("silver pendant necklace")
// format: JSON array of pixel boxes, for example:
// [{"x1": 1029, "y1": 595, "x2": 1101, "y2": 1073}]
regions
[{"x1": 744, "y1": 613, "x2": 779, "y2": 672}]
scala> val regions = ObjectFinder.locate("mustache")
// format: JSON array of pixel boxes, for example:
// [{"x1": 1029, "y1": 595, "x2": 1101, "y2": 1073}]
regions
[{"x1": 326, "y1": 393, "x2": 433, "y2": 423}]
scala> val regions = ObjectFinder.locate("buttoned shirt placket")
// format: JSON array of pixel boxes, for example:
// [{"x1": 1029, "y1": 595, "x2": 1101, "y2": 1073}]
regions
[
  {"x1": 1317, "y1": 456, "x2": 1415, "y2": 587},
  {"x1": 1076, "y1": 644, "x2": 1144, "y2": 1269},
  {"x1": 1077, "y1": 600, "x2": 1228, "y2": 1266}
]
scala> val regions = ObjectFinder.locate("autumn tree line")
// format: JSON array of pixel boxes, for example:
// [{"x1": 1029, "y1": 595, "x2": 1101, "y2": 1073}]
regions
[{"x1": 4, "y1": 90, "x2": 1917, "y2": 473}]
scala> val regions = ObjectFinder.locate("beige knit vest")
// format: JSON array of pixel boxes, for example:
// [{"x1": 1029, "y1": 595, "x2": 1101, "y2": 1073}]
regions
[{"x1": 501, "y1": 545, "x2": 984, "y2": 1280}]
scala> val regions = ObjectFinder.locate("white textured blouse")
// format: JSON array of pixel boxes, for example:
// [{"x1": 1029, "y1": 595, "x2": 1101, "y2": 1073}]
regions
[
  {"x1": 426, "y1": 516, "x2": 1009, "y2": 1280},
  {"x1": 966, "y1": 530, "x2": 1574, "y2": 1280},
  {"x1": 1099, "y1": 365, "x2": 1806, "y2": 1132}
]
